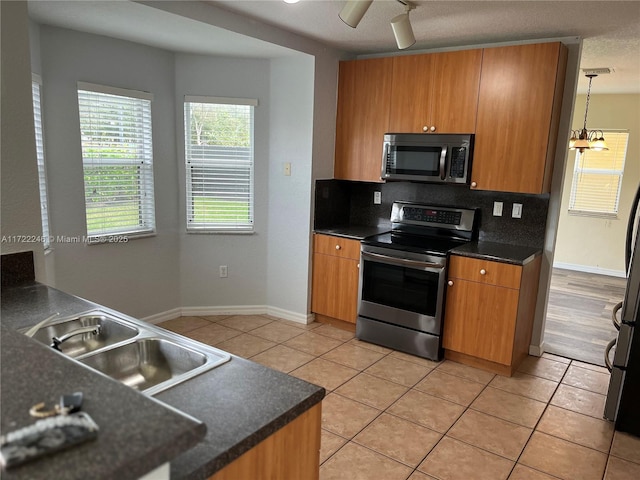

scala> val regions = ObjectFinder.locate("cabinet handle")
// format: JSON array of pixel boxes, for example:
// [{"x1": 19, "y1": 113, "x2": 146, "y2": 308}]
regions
[
  {"x1": 430, "y1": 126, "x2": 436, "y2": 132},
  {"x1": 447, "y1": 280, "x2": 454, "y2": 287},
  {"x1": 422, "y1": 125, "x2": 429, "y2": 132},
  {"x1": 480, "y1": 269, "x2": 486, "y2": 275},
  {"x1": 471, "y1": 181, "x2": 477, "y2": 188},
  {"x1": 335, "y1": 245, "x2": 341, "y2": 250}
]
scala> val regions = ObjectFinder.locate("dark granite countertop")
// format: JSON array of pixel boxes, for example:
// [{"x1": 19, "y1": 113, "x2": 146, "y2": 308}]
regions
[
  {"x1": 314, "y1": 225, "x2": 390, "y2": 240},
  {"x1": 451, "y1": 241, "x2": 542, "y2": 265},
  {"x1": 0, "y1": 326, "x2": 206, "y2": 480},
  {"x1": 1, "y1": 283, "x2": 325, "y2": 479}
]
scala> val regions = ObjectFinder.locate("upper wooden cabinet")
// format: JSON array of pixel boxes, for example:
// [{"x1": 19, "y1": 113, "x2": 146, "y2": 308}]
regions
[
  {"x1": 334, "y1": 57, "x2": 393, "y2": 183},
  {"x1": 472, "y1": 42, "x2": 568, "y2": 193},
  {"x1": 389, "y1": 50, "x2": 483, "y2": 134}
]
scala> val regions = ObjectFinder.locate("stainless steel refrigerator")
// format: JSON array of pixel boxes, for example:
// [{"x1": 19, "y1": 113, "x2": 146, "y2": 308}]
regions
[{"x1": 604, "y1": 183, "x2": 640, "y2": 434}]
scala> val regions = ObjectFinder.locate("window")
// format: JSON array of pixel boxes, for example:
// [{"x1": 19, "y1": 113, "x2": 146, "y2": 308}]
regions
[
  {"x1": 77, "y1": 82, "x2": 155, "y2": 241},
  {"x1": 569, "y1": 130, "x2": 629, "y2": 217},
  {"x1": 32, "y1": 75, "x2": 51, "y2": 249},
  {"x1": 184, "y1": 96, "x2": 257, "y2": 232}
]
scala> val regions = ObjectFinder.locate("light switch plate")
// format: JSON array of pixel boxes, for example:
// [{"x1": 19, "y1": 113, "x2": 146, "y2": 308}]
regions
[
  {"x1": 374, "y1": 191, "x2": 382, "y2": 205},
  {"x1": 512, "y1": 203, "x2": 523, "y2": 219},
  {"x1": 283, "y1": 162, "x2": 291, "y2": 176},
  {"x1": 493, "y1": 201, "x2": 503, "y2": 216}
]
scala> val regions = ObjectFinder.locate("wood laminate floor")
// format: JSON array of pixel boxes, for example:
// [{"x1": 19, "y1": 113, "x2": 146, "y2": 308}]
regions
[{"x1": 544, "y1": 268, "x2": 627, "y2": 366}]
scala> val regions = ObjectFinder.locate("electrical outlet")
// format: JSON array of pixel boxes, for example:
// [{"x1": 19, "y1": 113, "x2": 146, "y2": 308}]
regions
[
  {"x1": 493, "y1": 201, "x2": 503, "y2": 216},
  {"x1": 374, "y1": 191, "x2": 382, "y2": 205},
  {"x1": 512, "y1": 203, "x2": 523, "y2": 219},
  {"x1": 219, "y1": 265, "x2": 228, "y2": 278},
  {"x1": 283, "y1": 162, "x2": 291, "y2": 176}
]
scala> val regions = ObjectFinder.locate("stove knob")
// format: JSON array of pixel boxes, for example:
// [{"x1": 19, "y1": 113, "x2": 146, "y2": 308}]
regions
[
  {"x1": 480, "y1": 269, "x2": 487, "y2": 275},
  {"x1": 447, "y1": 280, "x2": 454, "y2": 287},
  {"x1": 335, "y1": 245, "x2": 341, "y2": 250}
]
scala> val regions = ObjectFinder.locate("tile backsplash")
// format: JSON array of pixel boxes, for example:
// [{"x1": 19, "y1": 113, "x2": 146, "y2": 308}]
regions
[{"x1": 314, "y1": 179, "x2": 549, "y2": 248}]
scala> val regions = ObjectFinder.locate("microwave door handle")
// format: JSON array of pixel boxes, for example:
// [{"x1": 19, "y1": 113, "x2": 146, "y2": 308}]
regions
[
  {"x1": 439, "y1": 146, "x2": 448, "y2": 180},
  {"x1": 381, "y1": 142, "x2": 390, "y2": 179}
]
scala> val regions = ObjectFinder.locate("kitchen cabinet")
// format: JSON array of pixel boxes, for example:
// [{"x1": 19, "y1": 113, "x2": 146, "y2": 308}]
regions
[
  {"x1": 442, "y1": 254, "x2": 542, "y2": 376},
  {"x1": 389, "y1": 49, "x2": 482, "y2": 134},
  {"x1": 312, "y1": 234, "x2": 360, "y2": 324},
  {"x1": 208, "y1": 402, "x2": 321, "y2": 480},
  {"x1": 472, "y1": 42, "x2": 568, "y2": 193},
  {"x1": 334, "y1": 57, "x2": 393, "y2": 183}
]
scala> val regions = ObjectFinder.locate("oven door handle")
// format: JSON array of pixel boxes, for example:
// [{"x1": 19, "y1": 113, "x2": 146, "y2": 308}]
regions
[
  {"x1": 439, "y1": 146, "x2": 448, "y2": 180},
  {"x1": 361, "y1": 251, "x2": 444, "y2": 272}
]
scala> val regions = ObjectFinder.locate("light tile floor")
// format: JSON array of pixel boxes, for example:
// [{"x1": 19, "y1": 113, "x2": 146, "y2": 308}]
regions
[{"x1": 158, "y1": 315, "x2": 640, "y2": 480}]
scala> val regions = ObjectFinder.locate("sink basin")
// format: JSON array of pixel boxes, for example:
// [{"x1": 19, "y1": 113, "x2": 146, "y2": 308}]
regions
[
  {"x1": 79, "y1": 338, "x2": 209, "y2": 395},
  {"x1": 22, "y1": 314, "x2": 139, "y2": 358},
  {"x1": 23, "y1": 310, "x2": 231, "y2": 396}
]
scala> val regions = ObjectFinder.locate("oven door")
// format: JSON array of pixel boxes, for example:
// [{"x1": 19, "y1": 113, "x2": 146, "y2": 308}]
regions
[{"x1": 358, "y1": 246, "x2": 446, "y2": 335}]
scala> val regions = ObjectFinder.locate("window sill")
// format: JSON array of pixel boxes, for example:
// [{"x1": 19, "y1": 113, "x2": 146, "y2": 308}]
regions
[{"x1": 86, "y1": 231, "x2": 156, "y2": 245}]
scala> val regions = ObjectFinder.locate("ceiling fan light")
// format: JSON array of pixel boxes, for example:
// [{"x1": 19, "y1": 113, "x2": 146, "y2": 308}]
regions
[
  {"x1": 339, "y1": 0, "x2": 373, "y2": 28},
  {"x1": 391, "y1": 12, "x2": 415, "y2": 49}
]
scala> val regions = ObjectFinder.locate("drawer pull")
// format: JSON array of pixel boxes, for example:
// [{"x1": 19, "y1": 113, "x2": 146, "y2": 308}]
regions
[
  {"x1": 447, "y1": 280, "x2": 454, "y2": 287},
  {"x1": 335, "y1": 245, "x2": 341, "y2": 250},
  {"x1": 480, "y1": 269, "x2": 487, "y2": 275}
]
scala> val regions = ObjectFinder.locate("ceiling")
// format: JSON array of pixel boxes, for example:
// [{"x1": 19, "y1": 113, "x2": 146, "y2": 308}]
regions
[{"x1": 28, "y1": 1, "x2": 640, "y2": 93}]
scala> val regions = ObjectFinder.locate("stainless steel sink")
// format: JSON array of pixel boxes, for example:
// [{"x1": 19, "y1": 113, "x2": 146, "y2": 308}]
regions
[
  {"x1": 21, "y1": 314, "x2": 139, "y2": 358},
  {"x1": 22, "y1": 310, "x2": 231, "y2": 396},
  {"x1": 79, "y1": 338, "x2": 209, "y2": 396}
]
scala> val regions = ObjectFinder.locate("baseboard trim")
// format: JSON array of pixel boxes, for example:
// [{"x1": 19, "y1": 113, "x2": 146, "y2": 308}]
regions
[
  {"x1": 552, "y1": 262, "x2": 625, "y2": 278},
  {"x1": 142, "y1": 308, "x2": 182, "y2": 325},
  {"x1": 142, "y1": 305, "x2": 311, "y2": 325},
  {"x1": 529, "y1": 342, "x2": 545, "y2": 357}
]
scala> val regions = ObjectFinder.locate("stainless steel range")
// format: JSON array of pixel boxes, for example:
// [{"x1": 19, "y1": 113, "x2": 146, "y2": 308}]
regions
[{"x1": 357, "y1": 201, "x2": 477, "y2": 361}]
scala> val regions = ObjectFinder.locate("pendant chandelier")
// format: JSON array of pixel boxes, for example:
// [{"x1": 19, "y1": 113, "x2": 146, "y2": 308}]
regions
[{"x1": 569, "y1": 73, "x2": 609, "y2": 153}]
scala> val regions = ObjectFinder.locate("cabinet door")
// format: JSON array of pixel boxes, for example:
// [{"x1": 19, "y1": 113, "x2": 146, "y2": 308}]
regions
[
  {"x1": 311, "y1": 253, "x2": 359, "y2": 323},
  {"x1": 388, "y1": 54, "x2": 435, "y2": 133},
  {"x1": 430, "y1": 49, "x2": 482, "y2": 134},
  {"x1": 448, "y1": 255, "x2": 521, "y2": 289},
  {"x1": 443, "y1": 278, "x2": 519, "y2": 365},
  {"x1": 334, "y1": 57, "x2": 393, "y2": 183},
  {"x1": 472, "y1": 42, "x2": 566, "y2": 193},
  {"x1": 389, "y1": 50, "x2": 482, "y2": 134}
]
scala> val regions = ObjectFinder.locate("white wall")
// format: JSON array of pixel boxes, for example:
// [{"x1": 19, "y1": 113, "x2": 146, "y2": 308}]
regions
[
  {"x1": 267, "y1": 56, "x2": 316, "y2": 319},
  {"x1": 0, "y1": 2, "x2": 46, "y2": 281},
  {"x1": 554, "y1": 94, "x2": 640, "y2": 276},
  {"x1": 37, "y1": 26, "x2": 181, "y2": 318},
  {"x1": 175, "y1": 54, "x2": 270, "y2": 309}
]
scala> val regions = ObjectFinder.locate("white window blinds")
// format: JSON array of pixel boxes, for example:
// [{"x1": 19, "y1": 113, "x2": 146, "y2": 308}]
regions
[
  {"x1": 184, "y1": 96, "x2": 257, "y2": 232},
  {"x1": 569, "y1": 131, "x2": 629, "y2": 217},
  {"x1": 32, "y1": 76, "x2": 51, "y2": 249},
  {"x1": 77, "y1": 82, "x2": 156, "y2": 240}
]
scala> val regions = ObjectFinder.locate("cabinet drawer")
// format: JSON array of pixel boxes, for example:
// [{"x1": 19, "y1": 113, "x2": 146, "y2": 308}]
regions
[
  {"x1": 313, "y1": 234, "x2": 361, "y2": 260},
  {"x1": 448, "y1": 255, "x2": 521, "y2": 289}
]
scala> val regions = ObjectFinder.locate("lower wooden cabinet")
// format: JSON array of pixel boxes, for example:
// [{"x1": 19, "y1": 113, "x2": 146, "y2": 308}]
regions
[
  {"x1": 311, "y1": 234, "x2": 360, "y2": 324},
  {"x1": 443, "y1": 255, "x2": 542, "y2": 375},
  {"x1": 208, "y1": 402, "x2": 321, "y2": 480}
]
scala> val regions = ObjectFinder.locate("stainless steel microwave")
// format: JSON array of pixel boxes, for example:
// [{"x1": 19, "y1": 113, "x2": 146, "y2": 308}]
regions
[{"x1": 382, "y1": 133, "x2": 473, "y2": 184}]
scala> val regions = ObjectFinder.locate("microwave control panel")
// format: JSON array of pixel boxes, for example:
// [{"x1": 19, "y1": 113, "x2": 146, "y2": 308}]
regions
[{"x1": 449, "y1": 147, "x2": 467, "y2": 179}]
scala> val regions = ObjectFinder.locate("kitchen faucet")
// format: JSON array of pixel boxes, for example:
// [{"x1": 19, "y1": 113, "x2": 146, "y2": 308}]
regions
[{"x1": 51, "y1": 325, "x2": 102, "y2": 351}]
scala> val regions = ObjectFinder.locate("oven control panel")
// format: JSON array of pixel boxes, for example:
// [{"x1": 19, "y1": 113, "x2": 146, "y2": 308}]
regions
[
  {"x1": 404, "y1": 208, "x2": 462, "y2": 225},
  {"x1": 391, "y1": 202, "x2": 476, "y2": 233}
]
